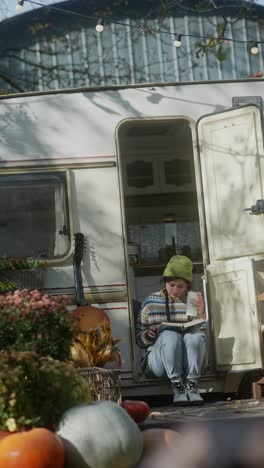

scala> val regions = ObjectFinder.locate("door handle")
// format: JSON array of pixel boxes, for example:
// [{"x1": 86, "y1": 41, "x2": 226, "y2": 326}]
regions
[
  {"x1": 244, "y1": 199, "x2": 264, "y2": 215},
  {"x1": 59, "y1": 225, "x2": 70, "y2": 236}
]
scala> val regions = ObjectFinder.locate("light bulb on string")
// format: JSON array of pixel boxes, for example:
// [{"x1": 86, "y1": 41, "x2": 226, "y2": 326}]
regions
[
  {"x1": 96, "y1": 19, "x2": 104, "y2": 33},
  {"x1": 173, "y1": 34, "x2": 182, "y2": 48},
  {"x1": 250, "y1": 41, "x2": 259, "y2": 55},
  {"x1": 16, "y1": 0, "x2": 24, "y2": 11}
]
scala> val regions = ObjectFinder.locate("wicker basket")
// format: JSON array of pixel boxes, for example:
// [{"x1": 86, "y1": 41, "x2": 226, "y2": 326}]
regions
[
  {"x1": 78, "y1": 367, "x2": 122, "y2": 404},
  {"x1": 0, "y1": 268, "x2": 46, "y2": 291}
]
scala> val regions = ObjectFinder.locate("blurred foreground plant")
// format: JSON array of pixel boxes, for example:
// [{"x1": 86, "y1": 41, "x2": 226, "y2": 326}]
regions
[{"x1": 0, "y1": 351, "x2": 91, "y2": 432}]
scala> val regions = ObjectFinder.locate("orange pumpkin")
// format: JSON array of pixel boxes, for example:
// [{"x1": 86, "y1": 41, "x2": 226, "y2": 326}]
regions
[
  {"x1": 0, "y1": 428, "x2": 64, "y2": 468},
  {"x1": 72, "y1": 305, "x2": 110, "y2": 331},
  {"x1": 0, "y1": 431, "x2": 14, "y2": 442}
]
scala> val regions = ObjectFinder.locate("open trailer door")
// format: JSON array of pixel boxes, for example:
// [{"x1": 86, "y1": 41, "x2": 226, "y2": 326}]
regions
[
  {"x1": 197, "y1": 105, "x2": 264, "y2": 372},
  {"x1": 207, "y1": 257, "x2": 263, "y2": 372},
  {"x1": 197, "y1": 105, "x2": 264, "y2": 263}
]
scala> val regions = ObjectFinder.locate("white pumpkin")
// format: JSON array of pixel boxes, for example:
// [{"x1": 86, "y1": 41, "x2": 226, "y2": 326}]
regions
[{"x1": 57, "y1": 401, "x2": 144, "y2": 468}]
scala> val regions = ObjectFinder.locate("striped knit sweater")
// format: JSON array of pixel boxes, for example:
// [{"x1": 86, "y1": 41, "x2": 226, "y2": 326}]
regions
[{"x1": 136, "y1": 289, "x2": 188, "y2": 349}]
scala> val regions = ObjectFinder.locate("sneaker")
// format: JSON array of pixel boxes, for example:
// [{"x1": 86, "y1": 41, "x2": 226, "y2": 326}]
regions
[
  {"x1": 186, "y1": 380, "x2": 204, "y2": 406},
  {"x1": 171, "y1": 381, "x2": 189, "y2": 406}
]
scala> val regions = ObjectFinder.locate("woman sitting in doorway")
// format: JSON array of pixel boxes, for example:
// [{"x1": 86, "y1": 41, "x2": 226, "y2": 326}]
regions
[{"x1": 136, "y1": 255, "x2": 206, "y2": 406}]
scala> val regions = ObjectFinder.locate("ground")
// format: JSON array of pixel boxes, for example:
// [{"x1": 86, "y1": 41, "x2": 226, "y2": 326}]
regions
[{"x1": 140, "y1": 397, "x2": 264, "y2": 429}]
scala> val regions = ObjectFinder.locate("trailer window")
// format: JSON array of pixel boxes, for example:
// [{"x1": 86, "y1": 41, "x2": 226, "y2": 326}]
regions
[{"x1": 0, "y1": 172, "x2": 70, "y2": 259}]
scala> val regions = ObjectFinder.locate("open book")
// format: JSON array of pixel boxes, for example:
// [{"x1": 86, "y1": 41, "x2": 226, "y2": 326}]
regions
[{"x1": 158, "y1": 318, "x2": 206, "y2": 334}]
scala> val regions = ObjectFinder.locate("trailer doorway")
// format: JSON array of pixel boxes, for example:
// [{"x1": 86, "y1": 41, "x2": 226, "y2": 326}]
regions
[{"x1": 117, "y1": 118, "x2": 205, "y2": 381}]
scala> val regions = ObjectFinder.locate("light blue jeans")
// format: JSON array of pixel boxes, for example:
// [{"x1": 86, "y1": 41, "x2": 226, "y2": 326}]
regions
[{"x1": 148, "y1": 329, "x2": 206, "y2": 382}]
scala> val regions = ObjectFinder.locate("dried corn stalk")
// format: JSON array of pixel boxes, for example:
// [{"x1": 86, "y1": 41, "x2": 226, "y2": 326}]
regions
[{"x1": 71, "y1": 321, "x2": 120, "y2": 367}]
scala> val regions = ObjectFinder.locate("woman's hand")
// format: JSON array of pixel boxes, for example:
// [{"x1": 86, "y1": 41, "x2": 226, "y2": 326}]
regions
[
  {"x1": 192, "y1": 292, "x2": 205, "y2": 318},
  {"x1": 146, "y1": 325, "x2": 159, "y2": 340}
]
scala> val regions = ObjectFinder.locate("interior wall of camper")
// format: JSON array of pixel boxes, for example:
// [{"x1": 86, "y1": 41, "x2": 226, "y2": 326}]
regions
[{"x1": 1, "y1": 0, "x2": 264, "y2": 93}]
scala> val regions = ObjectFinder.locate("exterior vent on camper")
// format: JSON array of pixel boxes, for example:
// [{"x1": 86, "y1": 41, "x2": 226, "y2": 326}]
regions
[{"x1": 232, "y1": 96, "x2": 263, "y2": 112}]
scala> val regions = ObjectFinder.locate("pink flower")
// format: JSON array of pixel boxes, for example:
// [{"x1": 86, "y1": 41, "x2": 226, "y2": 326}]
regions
[
  {"x1": 23, "y1": 304, "x2": 31, "y2": 315},
  {"x1": 14, "y1": 299, "x2": 22, "y2": 307}
]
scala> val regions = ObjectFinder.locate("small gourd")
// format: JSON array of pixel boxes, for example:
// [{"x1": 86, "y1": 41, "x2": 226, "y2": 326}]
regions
[{"x1": 57, "y1": 401, "x2": 144, "y2": 468}]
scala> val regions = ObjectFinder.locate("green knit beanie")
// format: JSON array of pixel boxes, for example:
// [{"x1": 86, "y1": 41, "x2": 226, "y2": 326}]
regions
[{"x1": 163, "y1": 255, "x2": 193, "y2": 283}]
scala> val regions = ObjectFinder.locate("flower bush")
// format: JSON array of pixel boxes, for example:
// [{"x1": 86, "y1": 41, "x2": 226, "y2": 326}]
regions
[
  {"x1": 0, "y1": 351, "x2": 91, "y2": 431},
  {"x1": 0, "y1": 257, "x2": 47, "y2": 270},
  {"x1": 0, "y1": 289, "x2": 76, "y2": 361}
]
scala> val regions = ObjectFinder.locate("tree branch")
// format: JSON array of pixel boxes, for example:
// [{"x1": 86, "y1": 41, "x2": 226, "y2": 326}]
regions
[{"x1": 0, "y1": 72, "x2": 24, "y2": 92}]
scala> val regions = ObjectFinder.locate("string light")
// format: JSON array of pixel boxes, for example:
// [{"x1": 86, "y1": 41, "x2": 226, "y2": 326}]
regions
[
  {"x1": 173, "y1": 34, "x2": 182, "y2": 48},
  {"x1": 14, "y1": 0, "x2": 264, "y2": 54},
  {"x1": 16, "y1": 0, "x2": 24, "y2": 11},
  {"x1": 250, "y1": 41, "x2": 259, "y2": 55},
  {"x1": 96, "y1": 18, "x2": 104, "y2": 33}
]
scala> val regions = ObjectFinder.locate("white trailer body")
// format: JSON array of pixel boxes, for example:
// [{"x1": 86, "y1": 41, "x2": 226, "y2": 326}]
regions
[{"x1": 1, "y1": 79, "x2": 264, "y2": 396}]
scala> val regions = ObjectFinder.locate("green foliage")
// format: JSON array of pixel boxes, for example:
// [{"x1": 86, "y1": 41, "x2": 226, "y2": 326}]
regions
[
  {"x1": 195, "y1": 39, "x2": 230, "y2": 62},
  {"x1": 194, "y1": 18, "x2": 231, "y2": 63},
  {"x1": 215, "y1": 44, "x2": 230, "y2": 62},
  {"x1": 0, "y1": 351, "x2": 91, "y2": 431},
  {"x1": 0, "y1": 281, "x2": 15, "y2": 294},
  {"x1": 0, "y1": 257, "x2": 47, "y2": 270},
  {"x1": 0, "y1": 289, "x2": 76, "y2": 361}
]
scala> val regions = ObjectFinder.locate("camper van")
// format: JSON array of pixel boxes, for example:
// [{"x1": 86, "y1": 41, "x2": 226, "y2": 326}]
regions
[{"x1": 1, "y1": 78, "x2": 264, "y2": 398}]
